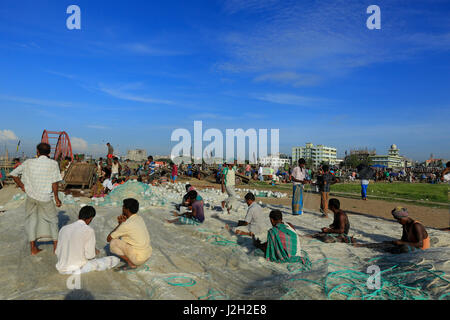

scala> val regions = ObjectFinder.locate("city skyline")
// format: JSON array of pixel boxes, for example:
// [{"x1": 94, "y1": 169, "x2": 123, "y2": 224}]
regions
[{"x1": 0, "y1": 1, "x2": 449, "y2": 162}]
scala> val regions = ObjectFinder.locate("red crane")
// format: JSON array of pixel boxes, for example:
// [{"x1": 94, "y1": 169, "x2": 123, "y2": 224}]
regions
[{"x1": 41, "y1": 130, "x2": 73, "y2": 161}]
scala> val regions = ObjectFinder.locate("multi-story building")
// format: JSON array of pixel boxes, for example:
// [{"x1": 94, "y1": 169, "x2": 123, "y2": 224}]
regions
[
  {"x1": 126, "y1": 149, "x2": 147, "y2": 162},
  {"x1": 368, "y1": 144, "x2": 411, "y2": 169},
  {"x1": 291, "y1": 143, "x2": 337, "y2": 167},
  {"x1": 259, "y1": 154, "x2": 291, "y2": 168}
]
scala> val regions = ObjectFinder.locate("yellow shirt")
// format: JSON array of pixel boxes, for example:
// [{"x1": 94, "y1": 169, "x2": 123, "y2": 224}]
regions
[{"x1": 111, "y1": 214, "x2": 152, "y2": 259}]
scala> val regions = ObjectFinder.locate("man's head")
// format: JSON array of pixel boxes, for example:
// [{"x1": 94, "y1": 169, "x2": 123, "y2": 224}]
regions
[
  {"x1": 269, "y1": 209, "x2": 283, "y2": 226},
  {"x1": 185, "y1": 184, "x2": 192, "y2": 192},
  {"x1": 244, "y1": 192, "x2": 255, "y2": 206},
  {"x1": 322, "y1": 165, "x2": 329, "y2": 173},
  {"x1": 447, "y1": 161, "x2": 450, "y2": 168},
  {"x1": 36, "y1": 143, "x2": 51, "y2": 157},
  {"x1": 148, "y1": 156, "x2": 153, "y2": 162},
  {"x1": 298, "y1": 158, "x2": 306, "y2": 168},
  {"x1": 13, "y1": 158, "x2": 20, "y2": 163},
  {"x1": 79, "y1": 206, "x2": 96, "y2": 225},
  {"x1": 113, "y1": 157, "x2": 119, "y2": 162},
  {"x1": 186, "y1": 190, "x2": 198, "y2": 204},
  {"x1": 328, "y1": 198, "x2": 340, "y2": 213},
  {"x1": 107, "y1": 143, "x2": 110, "y2": 146},
  {"x1": 123, "y1": 198, "x2": 139, "y2": 217},
  {"x1": 99, "y1": 157, "x2": 103, "y2": 161},
  {"x1": 391, "y1": 207, "x2": 410, "y2": 225}
]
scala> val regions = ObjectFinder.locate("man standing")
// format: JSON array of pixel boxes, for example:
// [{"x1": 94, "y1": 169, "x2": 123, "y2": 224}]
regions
[
  {"x1": 106, "y1": 143, "x2": 114, "y2": 158},
  {"x1": 111, "y1": 157, "x2": 122, "y2": 180},
  {"x1": 107, "y1": 198, "x2": 152, "y2": 270},
  {"x1": 291, "y1": 158, "x2": 310, "y2": 215},
  {"x1": 357, "y1": 164, "x2": 375, "y2": 200},
  {"x1": 56, "y1": 206, "x2": 120, "y2": 274},
  {"x1": 316, "y1": 165, "x2": 339, "y2": 218},
  {"x1": 10, "y1": 143, "x2": 63, "y2": 255},
  {"x1": 221, "y1": 162, "x2": 237, "y2": 214}
]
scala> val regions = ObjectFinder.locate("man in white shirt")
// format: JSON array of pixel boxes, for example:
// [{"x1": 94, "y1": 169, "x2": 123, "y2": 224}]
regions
[
  {"x1": 10, "y1": 143, "x2": 63, "y2": 255},
  {"x1": 225, "y1": 192, "x2": 271, "y2": 244},
  {"x1": 56, "y1": 206, "x2": 120, "y2": 274},
  {"x1": 102, "y1": 176, "x2": 114, "y2": 193},
  {"x1": 291, "y1": 158, "x2": 310, "y2": 215},
  {"x1": 258, "y1": 166, "x2": 264, "y2": 181}
]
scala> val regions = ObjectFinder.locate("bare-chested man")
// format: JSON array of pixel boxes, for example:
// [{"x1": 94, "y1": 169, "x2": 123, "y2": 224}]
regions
[{"x1": 307, "y1": 198, "x2": 355, "y2": 243}]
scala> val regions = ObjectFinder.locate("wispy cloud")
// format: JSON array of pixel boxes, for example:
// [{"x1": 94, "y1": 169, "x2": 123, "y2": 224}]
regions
[
  {"x1": 254, "y1": 72, "x2": 321, "y2": 87},
  {"x1": 216, "y1": 0, "x2": 450, "y2": 79},
  {"x1": 86, "y1": 125, "x2": 110, "y2": 130},
  {"x1": 255, "y1": 93, "x2": 330, "y2": 107},
  {"x1": 0, "y1": 94, "x2": 79, "y2": 108},
  {"x1": 98, "y1": 83, "x2": 174, "y2": 105},
  {"x1": 191, "y1": 113, "x2": 235, "y2": 120},
  {"x1": 44, "y1": 70, "x2": 76, "y2": 80}
]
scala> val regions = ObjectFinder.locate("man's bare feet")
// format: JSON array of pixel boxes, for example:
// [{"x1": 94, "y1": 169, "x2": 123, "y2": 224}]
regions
[{"x1": 53, "y1": 241, "x2": 58, "y2": 254}]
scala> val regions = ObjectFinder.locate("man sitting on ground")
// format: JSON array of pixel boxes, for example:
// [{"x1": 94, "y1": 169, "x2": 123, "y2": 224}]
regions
[
  {"x1": 307, "y1": 198, "x2": 355, "y2": 243},
  {"x1": 256, "y1": 210, "x2": 303, "y2": 263},
  {"x1": 175, "y1": 184, "x2": 203, "y2": 211},
  {"x1": 383, "y1": 207, "x2": 430, "y2": 254},
  {"x1": 225, "y1": 192, "x2": 271, "y2": 246},
  {"x1": 168, "y1": 190, "x2": 204, "y2": 225},
  {"x1": 56, "y1": 206, "x2": 120, "y2": 274},
  {"x1": 107, "y1": 198, "x2": 152, "y2": 271}
]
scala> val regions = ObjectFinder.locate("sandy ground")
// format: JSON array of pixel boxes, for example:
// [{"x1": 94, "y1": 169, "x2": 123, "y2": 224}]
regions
[{"x1": 0, "y1": 182, "x2": 449, "y2": 300}]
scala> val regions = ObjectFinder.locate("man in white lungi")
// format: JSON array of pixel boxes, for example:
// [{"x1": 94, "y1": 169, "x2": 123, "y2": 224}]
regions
[
  {"x1": 10, "y1": 143, "x2": 63, "y2": 255},
  {"x1": 221, "y1": 162, "x2": 237, "y2": 214},
  {"x1": 56, "y1": 206, "x2": 120, "y2": 274}
]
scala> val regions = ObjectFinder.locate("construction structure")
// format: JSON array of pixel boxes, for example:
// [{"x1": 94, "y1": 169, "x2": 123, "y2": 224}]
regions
[{"x1": 41, "y1": 130, "x2": 73, "y2": 161}]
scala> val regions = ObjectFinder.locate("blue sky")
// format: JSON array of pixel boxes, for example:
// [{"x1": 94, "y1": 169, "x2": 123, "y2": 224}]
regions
[{"x1": 0, "y1": 0, "x2": 449, "y2": 161}]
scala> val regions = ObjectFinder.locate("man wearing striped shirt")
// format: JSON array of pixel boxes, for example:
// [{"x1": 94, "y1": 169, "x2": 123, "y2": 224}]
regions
[{"x1": 10, "y1": 143, "x2": 63, "y2": 255}]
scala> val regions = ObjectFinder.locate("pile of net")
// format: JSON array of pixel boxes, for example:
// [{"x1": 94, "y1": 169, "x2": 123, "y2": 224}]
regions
[
  {"x1": 240, "y1": 188, "x2": 287, "y2": 198},
  {"x1": 280, "y1": 252, "x2": 450, "y2": 300},
  {"x1": 88, "y1": 181, "x2": 232, "y2": 211}
]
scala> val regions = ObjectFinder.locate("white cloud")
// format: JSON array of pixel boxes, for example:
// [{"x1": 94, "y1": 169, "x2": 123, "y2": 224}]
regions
[
  {"x1": 87, "y1": 125, "x2": 110, "y2": 130},
  {"x1": 255, "y1": 93, "x2": 329, "y2": 106},
  {"x1": 254, "y1": 72, "x2": 321, "y2": 87},
  {"x1": 71, "y1": 137, "x2": 89, "y2": 152},
  {"x1": 0, "y1": 129, "x2": 18, "y2": 141},
  {"x1": 99, "y1": 83, "x2": 174, "y2": 105}
]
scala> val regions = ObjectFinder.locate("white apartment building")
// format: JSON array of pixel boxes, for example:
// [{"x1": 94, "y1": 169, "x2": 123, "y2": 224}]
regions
[
  {"x1": 259, "y1": 155, "x2": 291, "y2": 168},
  {"x1": 292, "y1": 143, "x2": 337, "y2": 167}
]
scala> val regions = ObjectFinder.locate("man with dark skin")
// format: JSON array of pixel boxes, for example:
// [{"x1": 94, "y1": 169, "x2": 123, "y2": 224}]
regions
[
  {"x1": 10, "y1": 143, "x2": 62, "y2": 255},
  {"x1": 384, "y1": 207, "x2": 430, "y2": 253},
  {"x1": 306, "y1": 198, "x2": 355, "y2": 243},
  {"x1": 254, "y1": 210, "x2": 298, "y2": 255},
  {"x1": 167, "y1": 190, "x2": 204, "y2": 224}
]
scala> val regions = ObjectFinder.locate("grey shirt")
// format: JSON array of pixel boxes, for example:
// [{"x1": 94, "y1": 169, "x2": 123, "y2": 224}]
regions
[{"x1": 244, "y1": 202, "x2": 270, "y2": 238}]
